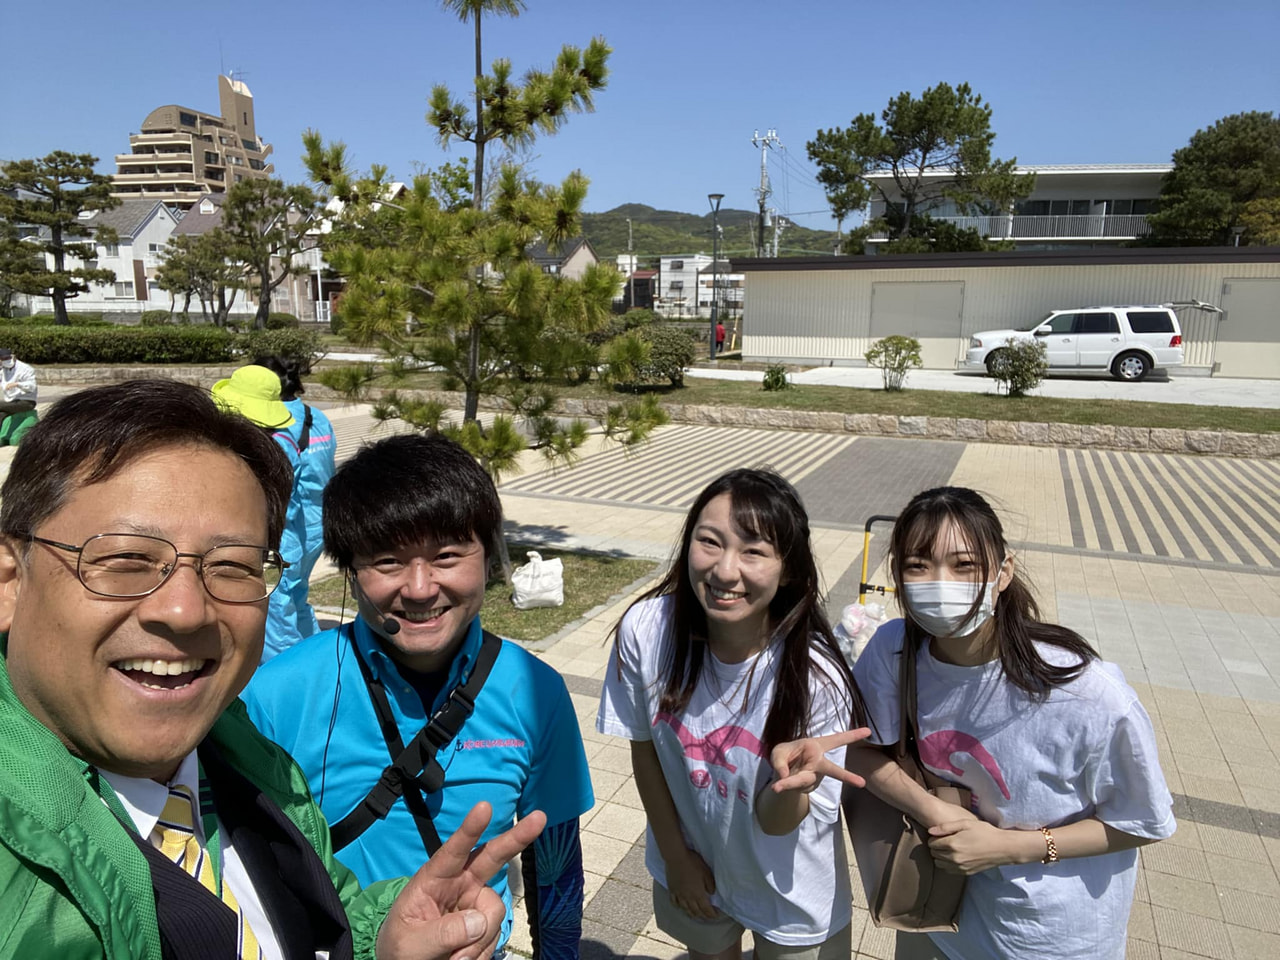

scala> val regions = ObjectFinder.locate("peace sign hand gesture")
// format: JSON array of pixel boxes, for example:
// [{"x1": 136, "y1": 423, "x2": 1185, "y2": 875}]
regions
[{"x1": 767, "y1": 728, "x2": 872, "y2": 796}]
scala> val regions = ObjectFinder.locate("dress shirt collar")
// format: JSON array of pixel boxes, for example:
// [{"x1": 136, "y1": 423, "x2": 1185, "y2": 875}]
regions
[{"x1": 100, "y1": 749, "x2": 202, "y2": 838}]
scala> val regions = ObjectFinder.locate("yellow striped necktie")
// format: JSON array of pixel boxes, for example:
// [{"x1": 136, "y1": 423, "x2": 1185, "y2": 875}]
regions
[{"x1": 151, "y1": 784, "x2": 264, "y2": 960}]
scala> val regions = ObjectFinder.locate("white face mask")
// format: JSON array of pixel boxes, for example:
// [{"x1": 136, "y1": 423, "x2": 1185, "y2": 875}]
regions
[
  {"x1": 1, "y1": 359, "x2": 13, "y2": 370},
  {"x1": 902, "y1": 580, "x2": 997, "y2": 639}
]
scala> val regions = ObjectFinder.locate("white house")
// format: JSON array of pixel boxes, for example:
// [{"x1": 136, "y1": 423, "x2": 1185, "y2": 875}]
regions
[
  {"x1": 655, "y1": 254, "x2": 709, "y2": 317},
  {"x1": 27, "y1": 200, "x2": 191, "y2": 317},
  {"x1": 865, "y1": 164, "x2": 1172, "y2": 250}
]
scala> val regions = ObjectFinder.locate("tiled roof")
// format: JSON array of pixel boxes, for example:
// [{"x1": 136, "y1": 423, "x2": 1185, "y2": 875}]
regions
[
  {"x1": 171, "y1": 194, "x2": 225, "y2": 236},
  {"x1": 81, "y1": 200, "x2": 170, "y2": 239},
  {"x1": 526, "y1": 236, "x2": 587, "y2": 265}
]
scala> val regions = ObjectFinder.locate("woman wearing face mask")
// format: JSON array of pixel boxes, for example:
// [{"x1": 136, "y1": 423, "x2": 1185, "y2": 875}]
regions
[{"x1": 848, "y1": 486, "x2": 1174, "y2": 960}]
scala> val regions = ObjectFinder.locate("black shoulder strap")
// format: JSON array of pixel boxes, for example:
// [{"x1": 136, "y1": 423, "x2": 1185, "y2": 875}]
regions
[
  {"x1": 329, "y1": 627, "x2": 503, "y2": 854},
  {"x1": 299, "y1": 405, "x2": 314, "y2": 453}
]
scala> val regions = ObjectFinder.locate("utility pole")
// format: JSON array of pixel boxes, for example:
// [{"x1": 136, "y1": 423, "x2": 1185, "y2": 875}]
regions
[
  {"x1": 751, "y1": 129, "x2": 782, "y2": 257},
  {"x1": 772, "y1": 212, "x2": 789, "y2": 258},
  {"x1": 626, "y1": 216, "x2": 634, "y2": 309},
  {"x1": 708, "y1": 193, "x2": 724, "y2": 359}
]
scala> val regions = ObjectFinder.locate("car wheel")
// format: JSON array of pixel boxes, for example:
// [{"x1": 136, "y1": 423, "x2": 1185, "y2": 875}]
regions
[
  {"x1": 984, "y1": 349, "x2": 1006, "y2": 377},
  {"x1": 1111, "y1": 351, "x2": 1151, "y2": 382}
]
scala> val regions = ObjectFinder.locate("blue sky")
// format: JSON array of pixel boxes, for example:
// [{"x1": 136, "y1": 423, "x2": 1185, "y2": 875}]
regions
[{"x1": 3, "y1": 0, "x2": 1278, "y2": 230}]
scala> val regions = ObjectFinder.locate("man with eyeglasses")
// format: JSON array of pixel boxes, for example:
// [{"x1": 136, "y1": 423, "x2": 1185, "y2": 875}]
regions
[
  {"x1": 0, "y1": 379, "x2": 544, "y2": 960},
  {"x1": 242, "y1": 433, "x2": 594, "y2": 960}
]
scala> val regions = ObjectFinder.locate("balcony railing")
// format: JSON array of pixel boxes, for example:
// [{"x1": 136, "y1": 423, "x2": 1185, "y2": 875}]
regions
[{"x1": 868, "y1": 213, "x2": 1151, "y2": 241}]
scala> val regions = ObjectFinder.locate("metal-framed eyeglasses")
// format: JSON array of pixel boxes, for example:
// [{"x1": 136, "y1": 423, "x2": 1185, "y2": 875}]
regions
[{"x1": 11, "y1": 532, "x2": 287, "y2": 604}]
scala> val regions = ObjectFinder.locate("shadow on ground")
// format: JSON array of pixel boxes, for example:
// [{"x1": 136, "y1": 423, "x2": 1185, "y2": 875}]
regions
[{"x1": 503, "y1": 521, "x2": 636, "y2": 558}]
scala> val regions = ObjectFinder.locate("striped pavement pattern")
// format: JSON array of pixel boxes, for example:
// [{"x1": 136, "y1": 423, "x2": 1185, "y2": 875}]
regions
[
  {"x1": 326, "y1": 405, "x2": 498, "y2": 464},
  {"x1": 499, "y1": 424, "x2": 857, "y2": 510},
  {"x1": 1058, "y1": 448, "x2": 1280, "y2": 569}
]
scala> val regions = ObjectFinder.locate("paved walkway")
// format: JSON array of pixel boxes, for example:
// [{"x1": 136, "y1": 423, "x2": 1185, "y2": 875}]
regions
[
  {"x1": 6, "y1": 389, "x2": 1280, "y2": 958},
  {"x1": 687, "y1": 365, "x2": 1280, "y2": 409},
  {"x1": 495, "y1": 431, "x2": 1280, "y2": 960}
]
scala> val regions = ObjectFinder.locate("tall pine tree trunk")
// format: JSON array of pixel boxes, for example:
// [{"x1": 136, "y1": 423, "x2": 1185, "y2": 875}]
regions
[
  {"x1": 464, "y1": 12, "x2": 485, "y2": 424},
  {"x1": 51, "y1": 225, "x2": 69, "y2": 325}
]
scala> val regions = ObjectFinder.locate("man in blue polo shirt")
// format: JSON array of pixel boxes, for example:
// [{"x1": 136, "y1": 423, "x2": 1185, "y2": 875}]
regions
[{"x1": 242, "y1": 432, "x2": 593, "y2": 959}]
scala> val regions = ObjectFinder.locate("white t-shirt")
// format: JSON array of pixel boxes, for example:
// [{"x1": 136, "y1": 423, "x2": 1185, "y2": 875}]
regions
[
  {"x1": 597, "y1": 595, "x2": 854, "y2": 946},
  {"x1": 854, "y1": 619, "x2": 1175, "y2": 960},
  {"x1": 101, "y1": 751, "x2": 285, "y2": 960}
]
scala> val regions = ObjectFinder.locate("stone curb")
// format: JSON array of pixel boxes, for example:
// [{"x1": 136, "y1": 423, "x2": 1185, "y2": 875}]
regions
[{"x1": 35, "y1": 368, "x2": 1278, "y2": 459}]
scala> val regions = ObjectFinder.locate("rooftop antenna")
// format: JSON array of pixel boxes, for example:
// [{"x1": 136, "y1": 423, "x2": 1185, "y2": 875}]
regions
[{"x1": 219, "y1": 39, "x2": 226, "y2": 77}]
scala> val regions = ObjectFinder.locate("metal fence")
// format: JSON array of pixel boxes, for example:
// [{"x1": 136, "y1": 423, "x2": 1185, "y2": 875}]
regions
[{"x1": 870, "y1": 214, "x2": 1152, "y2": 241}]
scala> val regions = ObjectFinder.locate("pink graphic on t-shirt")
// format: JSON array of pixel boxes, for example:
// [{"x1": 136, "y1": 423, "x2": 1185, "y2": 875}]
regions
[
  {"x1": 653, "y1": 711, "x2": 768, "y2": 773},
  {"x1": 917, "y1": 730, "x2": 1011, "y2": 800}
]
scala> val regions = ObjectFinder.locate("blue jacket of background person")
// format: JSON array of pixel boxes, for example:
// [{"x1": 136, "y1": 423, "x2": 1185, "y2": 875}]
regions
[{"x1": 264, "y1": 398, "x2": 336, "y2": 660}]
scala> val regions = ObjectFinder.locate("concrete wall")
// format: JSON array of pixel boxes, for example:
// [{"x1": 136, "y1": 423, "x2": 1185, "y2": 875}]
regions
[{"x1": 742, "y1": 259, "x2": 1280, "y2": 377}]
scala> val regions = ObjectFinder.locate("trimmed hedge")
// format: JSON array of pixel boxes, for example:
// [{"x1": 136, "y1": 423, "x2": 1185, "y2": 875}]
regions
[
  {"x1": 0, "y1": 325, "x2": 235, "y2": 363},
  {"x1": 0, "y1": 325, "x2": 323, "y2": 367},
  {"x1": 11, "y1": 313, "x2": 110, "y2": 326}
]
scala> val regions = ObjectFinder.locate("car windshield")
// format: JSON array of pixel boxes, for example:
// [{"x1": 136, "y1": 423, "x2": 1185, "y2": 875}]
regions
[{"x1": 1017, "y1": 312, "x2": 1054, "y2": 332}]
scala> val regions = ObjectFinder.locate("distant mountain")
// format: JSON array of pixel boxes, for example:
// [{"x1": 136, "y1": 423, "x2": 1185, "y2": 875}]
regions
[{"x1": 581, "y1": 203, "x2": 839, "y2": 263}]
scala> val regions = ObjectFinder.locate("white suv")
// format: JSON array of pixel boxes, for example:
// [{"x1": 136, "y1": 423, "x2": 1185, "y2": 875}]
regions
[{"x1": 965, "y1": 302, "x2": 1216, "y2": 381}]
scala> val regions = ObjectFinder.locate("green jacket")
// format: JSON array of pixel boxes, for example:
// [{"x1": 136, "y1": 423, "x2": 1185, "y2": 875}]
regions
[{"x1": 0, "y1": 647, "x2": 408, "y2": 959}]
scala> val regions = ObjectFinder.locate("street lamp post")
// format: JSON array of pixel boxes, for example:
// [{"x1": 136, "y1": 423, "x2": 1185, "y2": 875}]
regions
[{"x1": 708, "y1": 192, "x2": 723, "y2": 359}]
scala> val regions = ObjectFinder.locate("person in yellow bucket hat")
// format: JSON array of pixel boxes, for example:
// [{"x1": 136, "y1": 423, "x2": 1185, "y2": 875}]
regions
[
  {"x1": 211, "y1": 364, "x2": 296, "y2": 429},
  {"x1": 212, "y1": 364, "x2": 313, "y2": 660}
]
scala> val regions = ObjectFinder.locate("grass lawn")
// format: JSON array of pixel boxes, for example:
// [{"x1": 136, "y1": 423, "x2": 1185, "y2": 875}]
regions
[
  {"x1": 307, "y1": 547, "x2": 658, "y2": 644},
  {"x1": 313, "y1": 366, "x2": 1280, "y2": 434}
]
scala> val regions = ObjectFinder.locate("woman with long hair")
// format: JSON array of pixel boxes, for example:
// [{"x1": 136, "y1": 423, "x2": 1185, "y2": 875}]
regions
[
  {"x1": 850, "y1": 486, "x2": 1174, "y2": 960},
  {"x1": 598, "y1": 468, "x2": 868, "y2": 960}
]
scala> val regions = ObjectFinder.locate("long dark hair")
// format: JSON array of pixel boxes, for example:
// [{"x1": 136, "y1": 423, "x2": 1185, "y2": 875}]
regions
[
  {"x1": 890, "y1": 486, "x2": 1097, "y2": 696},
  {"x1": 613, "y1": 468, "x2": 865, "y2": 750}
]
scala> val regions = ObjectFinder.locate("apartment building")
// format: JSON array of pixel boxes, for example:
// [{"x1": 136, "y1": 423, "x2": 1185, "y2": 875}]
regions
[
  {"x1": 112, "y1": 75, "x2": 275, "y2": 209},
  {"x1": 865, "y1": 164, "x2": 1171, "y2": 250}
]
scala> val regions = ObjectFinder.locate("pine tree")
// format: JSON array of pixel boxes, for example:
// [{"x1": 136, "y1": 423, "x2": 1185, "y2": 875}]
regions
[
  {"x1": 806, "y1": 83, "x2": 1033, "y2": 252},
  {"x1": 0, "y1": 152, "x2": 119, "y2": 324},
  {"x1": 303, "y1": 1, "x2": 666, "y2": 474},
  {"x1": 1147, "y1": 112, "x2": 1280, "y2": 246},
  {"x1": 220, "y1": 177, "x2": 317, "y2": 329}
]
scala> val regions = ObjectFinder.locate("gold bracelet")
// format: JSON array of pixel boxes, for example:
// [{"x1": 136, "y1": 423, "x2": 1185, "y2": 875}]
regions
[{"x1": 1040, "y1": 827, "x2": 1059, "y2": 864}]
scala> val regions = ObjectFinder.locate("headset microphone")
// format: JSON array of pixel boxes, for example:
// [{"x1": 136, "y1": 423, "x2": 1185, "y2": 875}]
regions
[{"x1": 381, "y1": 617, "x2": 401, "y2": 636}]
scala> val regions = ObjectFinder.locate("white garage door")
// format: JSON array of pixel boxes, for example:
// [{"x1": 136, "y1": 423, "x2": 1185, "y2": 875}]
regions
[
  {"x1": 869, "y1": 281, "x2": 966, "y2": 369},
  {"x1": 1217, "y1": 278, "x2": 1280, "y2": 379}
]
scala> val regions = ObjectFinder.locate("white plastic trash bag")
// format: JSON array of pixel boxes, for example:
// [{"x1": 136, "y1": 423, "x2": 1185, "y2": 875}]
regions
[{"x1": 511, "y1": 550, "x2": 564, "y2": 609}]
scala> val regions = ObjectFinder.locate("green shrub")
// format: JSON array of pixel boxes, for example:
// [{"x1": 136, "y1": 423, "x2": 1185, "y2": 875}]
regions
[
  {"x1": 235, "y1": 328, "x2": 324, "y2": 372},
  {"x1": 865, "y1": 335, "x2": 923, "y2": 391},
  {"x1": 586, "y1": 307, "x2": 655, "y2": 346},
  {"x1": 639, "y1": 324, "x2": 697, "y2": 386},
  {"x1": 535, "y1": 327, "x2": 599, "y2": 385},
  {"x1": 16, "y1": 312, "x2": 108, "y2": 326},
  {"x1": 988, "y1": 338, "x2": 1048, "y2": 398},
  {"x1": 140, "y1": 310, "x2": 174, "y2": 326},
  {"x1": 601, "y1": 332, "x2": 651, "y2": 390},
  {"x1": 266, "y1": 312, "x2": 300, "y2": 329},
  {"x1": 762, "y1": 363, "x2": 792, "y2": 391},
  {"x1": 0, "y1": 325, "x2": 236, "y2": 363}
]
